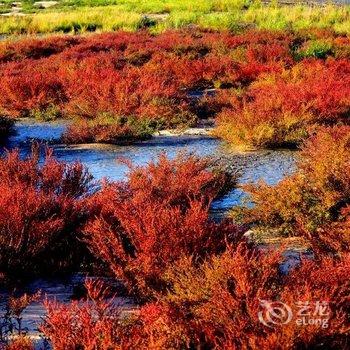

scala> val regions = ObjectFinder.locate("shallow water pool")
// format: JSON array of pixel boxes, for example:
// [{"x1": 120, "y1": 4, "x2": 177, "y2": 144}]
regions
[{"x1": 3, "y1": 120, "x2": 297, "y2": 215}]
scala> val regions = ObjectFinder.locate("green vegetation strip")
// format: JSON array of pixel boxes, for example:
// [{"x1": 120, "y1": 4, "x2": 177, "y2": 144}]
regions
[{"x1": 0, "y1": 1, "x2": 349, "y2": 35}]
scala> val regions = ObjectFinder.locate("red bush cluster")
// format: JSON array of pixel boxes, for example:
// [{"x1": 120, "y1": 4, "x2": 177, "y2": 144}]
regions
[
  {"x1": 215, "y1": 59, "x2": 350, "y2": 149},
  {"x1": 40, "y1": 246, "x2": 350, "y2": 350},
  {"x1": 0, "y1": 132, "x2": 349, "y2": 349},
  {"x1": 40, "y1": 135, "x2": 349, "y2": 349},
  {"x1": 40, "y1": 280, "x2": 126, "y2": 350},
  {"x1": 136, "y1": 247, "x2": 349, "y2": 350},
  {"x1": 84, "y1": 154, "x2": 240, "y2": 299},
  {"x1": 0, "y1": 29, "x2": 348, "y2": 144},
  {"x1": 0, "y1": 145, "x2": 93, "y2": 278}
]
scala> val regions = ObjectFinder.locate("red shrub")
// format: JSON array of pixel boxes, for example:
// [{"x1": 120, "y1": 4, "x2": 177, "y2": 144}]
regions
[
  {"x1": 62, "y1": 61, "x2": 194, "y2": 126},
  {"x1": 84, "y1": 154, "x2": 240, "y2": 299},
  {"x1": 40, "y1": 245, "x2": 350, "y2": 350},
  {"x1": 216, "y1": 59, "x2": 350, "y2": 149},
  {"x1": 129, "y1": 247, "x2": 349, "y2": 349},
  {"x1": 0, "y1": 28, "x2": 332, "y2": 144},
  {"x1": 0, "y1": 60, "x2": 65, "y2": 118},
  {"x1": 0, "y1": 29, "x2": 347, "y2": 149},
  {"x1": 0, "y1": 145, "x2": 93, "y2": 277},
  {"x1": 137, "y1": 244, "x2": 283, "y2": 349},
  {"x1": 61, "y1": 117, "x2": 154, "y2": 144},
  {"x1": 265, "y1": 255, "x2": 350, "y2": 348},
  {"x1": 41, "y1": 280, "x2": 127, "y2": 350},
  {"x1": 0, "y1": 36, "x2": 82, "y2": 63}
]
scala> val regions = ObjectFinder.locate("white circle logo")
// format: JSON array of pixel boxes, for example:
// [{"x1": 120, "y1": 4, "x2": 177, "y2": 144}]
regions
[{"x1": 258, "y1": 300, "x2": 293, "y2": 327}]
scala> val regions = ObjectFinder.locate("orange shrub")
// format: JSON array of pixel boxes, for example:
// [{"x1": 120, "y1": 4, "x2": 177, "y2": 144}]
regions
[
  {"x1": 84, "y1": 154, "x2": 240, "y2": 299},
  {"x1": 40, "y1": 245, "x2": 350, "y2": 349},
  {"x1": 2, "y1": 338, "x2": 34, "y2": 350},
  {"x1": 235, "y1": 126, "x2": 350, "y2": 254},
  {"x1": 128, "y1": 247, "x2": 349, "y2": 349}
]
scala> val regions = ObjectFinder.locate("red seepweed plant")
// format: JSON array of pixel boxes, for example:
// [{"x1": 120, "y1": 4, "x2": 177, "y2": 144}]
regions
[
  {"x1": 215, "y1": 59, "x2": 350, "y2": 149},
  {"x1": 0, "y1": 28, "x2": 349, "y2": 349},
  {"x1": 0, "y1": 144, "x2": 93, "y2": 278},
  {"x1": 0, "y1": 29, "x2": 348, "y2": 145},
  {"x1": 84, "y1": 153, "x2": 241, "y2": 299},
  {"x1": 0, "y1": 147, "x2": 342, "y2": 349},
  {"x1": 39, "y1": 244, "x2": 350, "y2": 350},
  {"x1": 41, "y1": 279, "x2": 126, "y2": 350}
]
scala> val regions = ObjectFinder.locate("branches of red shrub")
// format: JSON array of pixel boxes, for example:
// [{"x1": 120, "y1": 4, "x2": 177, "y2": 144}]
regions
[
  {"x1": 0, "y1": 60, "x2": 65, "y2": 119},
  {"x1": 0, "y1": 145, "x2": 93, "y2": 277},
  {"x1": 40, "y1": 279, "x2": 127, "y2": 350},
  {"x1": 84, "y1": 153, "x2": 240, "y2": 299},
  {"x1": 0, "y1": 28, "x2": 349, "y2": 350},
  {"x1": 0, "y1": 146, "x2": 345, "y2": 348},
  {"x1": 145, "y1": 246, "x2": 349, "y2": 349}
]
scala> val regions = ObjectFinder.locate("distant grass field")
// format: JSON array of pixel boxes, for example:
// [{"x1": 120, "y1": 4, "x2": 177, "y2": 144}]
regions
[
  {"x1": 0, "y1": 0, "x2": 349, "y2": 35},
  {"x1": 0, "y1": 0, "x2": 249, "y2": 14}
]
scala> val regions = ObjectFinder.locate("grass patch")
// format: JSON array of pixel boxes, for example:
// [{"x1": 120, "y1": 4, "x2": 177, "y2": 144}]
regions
[{"x1": 0, "y1": 2, "x2": 349, "y2": 35}]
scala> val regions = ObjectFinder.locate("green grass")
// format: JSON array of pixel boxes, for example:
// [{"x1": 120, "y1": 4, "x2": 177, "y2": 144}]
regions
[
  {"x1": 0, "y1": 1, "x2": 349, "y2": 35},
  {"x1": 0, "y1": 0, "x2": 251, "y2": 14},
  {"x1": 0, "y1": 7, "x2": 143, "y2": 34}
]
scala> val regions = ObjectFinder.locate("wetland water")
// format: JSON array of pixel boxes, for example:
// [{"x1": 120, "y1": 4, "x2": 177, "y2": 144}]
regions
[
  {"x1": 4, "y1": 120, "x2": 297, "y2": 213},
  {"x1": 0, "y1": 120, "x2": 297, "y2": 342}
]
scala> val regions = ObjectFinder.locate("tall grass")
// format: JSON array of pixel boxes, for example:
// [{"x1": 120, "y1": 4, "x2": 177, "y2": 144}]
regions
[
  {"x1": 0, "y1": 2, "x2": 349, "y2": 35},
  {"x1": 38, "y1": 0, "x2": 251, "y2": 13},
  {"x1": 178, "y1": 4, "x2": 350, "y2": 33},
  {"x1": 0, "y1": 7, "x2": 143, "y2": 34}
]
